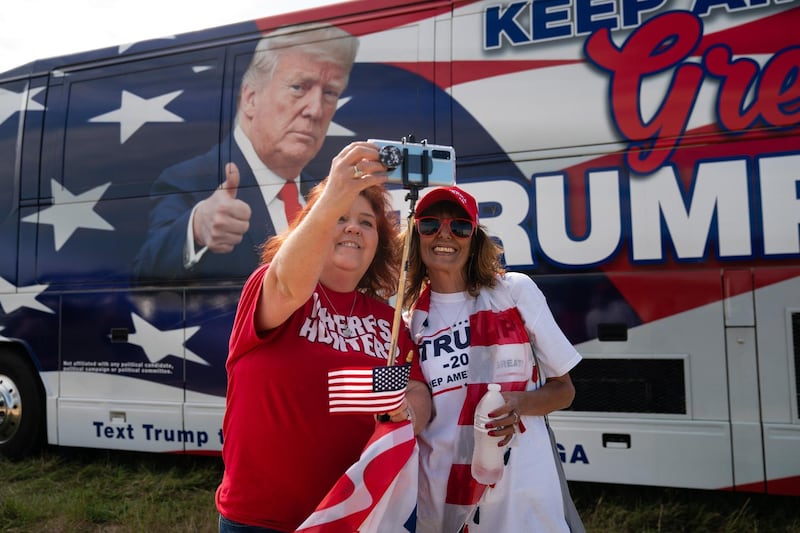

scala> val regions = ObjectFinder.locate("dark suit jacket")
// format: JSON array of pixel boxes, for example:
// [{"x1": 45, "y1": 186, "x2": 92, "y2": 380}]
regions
[{"x1": 132, "y1": 138, "x2": 318, "y2": 283}]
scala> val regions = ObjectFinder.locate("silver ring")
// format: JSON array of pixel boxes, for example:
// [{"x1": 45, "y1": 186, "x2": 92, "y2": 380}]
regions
[
  {"x1": 512, "y1": 411, "x2": 519, "y2": 425},
  {"x1": 405, "y1": 408, "x2": 412, "y2": 421},
  {"x1": 353, "y1": 165, "x2": 364, "y2": 178}
]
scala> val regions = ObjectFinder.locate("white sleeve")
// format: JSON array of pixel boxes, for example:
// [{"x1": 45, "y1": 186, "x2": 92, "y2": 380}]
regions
[
  {"x1": 505, "y1": 272, "x2": 582, "y2": 379},
  {"x1": 183, "y1": 203, "x2": 209, "y2": 269}
]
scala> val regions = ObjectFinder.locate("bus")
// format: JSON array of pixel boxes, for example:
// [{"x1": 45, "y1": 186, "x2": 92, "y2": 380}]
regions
[{"x1": 1, "y1": 0, "x2": 798, "y2": 496}]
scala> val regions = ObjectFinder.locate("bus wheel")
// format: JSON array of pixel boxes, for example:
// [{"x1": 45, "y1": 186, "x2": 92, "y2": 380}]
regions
[{"x1": 0, "y1": 352, "x2": 44, "y2": 459}]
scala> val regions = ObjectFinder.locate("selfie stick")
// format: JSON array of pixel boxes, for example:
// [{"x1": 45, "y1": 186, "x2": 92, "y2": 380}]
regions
[
  {"x1": 378, "y1": 136, "x2": 447, "y2": 419},
  {"x1": 386, "y1": 186, "x2": 420, "y2": 367},
  {"x1": 375, "y1": 187, "x2": 419, "y2": 423}
]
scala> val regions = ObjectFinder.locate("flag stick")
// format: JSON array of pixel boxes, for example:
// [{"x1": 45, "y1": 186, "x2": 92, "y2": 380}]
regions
[{"x1": 386, "y1": 189, "x2": 419, "y2": 367}]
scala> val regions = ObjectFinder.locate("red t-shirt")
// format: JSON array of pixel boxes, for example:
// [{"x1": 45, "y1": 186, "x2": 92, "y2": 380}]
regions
[{"x1": 215, "y1": 264, "x2": 423, "y2": 531}]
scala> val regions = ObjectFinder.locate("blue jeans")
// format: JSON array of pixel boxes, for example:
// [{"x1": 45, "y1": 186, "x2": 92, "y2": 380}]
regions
[{"x1": 218, "y1": 514, "x2": 286, "y2": 533}]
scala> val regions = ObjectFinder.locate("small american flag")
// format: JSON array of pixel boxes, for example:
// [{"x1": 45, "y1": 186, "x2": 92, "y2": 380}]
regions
[{"x1": 328, "y1": 364, "x2": 411, "y2": 414}]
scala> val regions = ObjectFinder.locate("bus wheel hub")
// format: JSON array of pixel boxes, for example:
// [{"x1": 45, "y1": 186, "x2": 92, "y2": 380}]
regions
[{"x1": 0, "y1": 374, "x2": 22, "y2": 444}]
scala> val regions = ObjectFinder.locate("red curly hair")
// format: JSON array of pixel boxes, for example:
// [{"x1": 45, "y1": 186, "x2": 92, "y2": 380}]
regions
[{"x1": 260, "y1": 179, "x2": 401, "y2": 300}]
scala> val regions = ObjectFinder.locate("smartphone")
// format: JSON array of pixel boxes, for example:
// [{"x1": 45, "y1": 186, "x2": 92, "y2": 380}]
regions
[{"x1": 369, "y1": 138, "x2": 456, "y2": 188}]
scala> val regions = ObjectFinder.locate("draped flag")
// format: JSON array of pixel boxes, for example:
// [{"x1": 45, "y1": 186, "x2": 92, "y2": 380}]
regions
[
  {"x1": 295, "y1": 419, "x2": 418, "y2": 533},
  {"x1": 408, "y1": 282, "x2": 532, "y2": 530},
  {"x1": 328, "y1": 364, "x2": 411, "y2": 414}
]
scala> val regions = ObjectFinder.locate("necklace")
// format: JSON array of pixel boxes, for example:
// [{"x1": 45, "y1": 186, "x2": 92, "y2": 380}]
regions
[
  {"x1": 318, "y1": 283, "x2": 359, "y2": 337},
  {"x1": 430, "y1": 290, "x2": 470, "y2": 335}
]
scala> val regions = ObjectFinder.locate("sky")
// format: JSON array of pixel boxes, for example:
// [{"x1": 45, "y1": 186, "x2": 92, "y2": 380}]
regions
[{"x1": 0, "y1": 0, "x2": 338, "y2": 73}]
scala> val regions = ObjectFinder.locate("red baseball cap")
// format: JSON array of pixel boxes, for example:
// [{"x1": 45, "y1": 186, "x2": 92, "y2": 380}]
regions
[{"x1": 414, "y1": 186, "x2": 478, "y2": 225}]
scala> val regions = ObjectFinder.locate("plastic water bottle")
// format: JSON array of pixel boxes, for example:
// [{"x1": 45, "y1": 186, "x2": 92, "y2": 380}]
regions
[{"x1": 471, "y1": 383, "x2": 506, "y2": 484}]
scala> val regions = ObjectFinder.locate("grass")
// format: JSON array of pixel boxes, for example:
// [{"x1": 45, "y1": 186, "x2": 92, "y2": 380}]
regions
[
  {"x1": 1, "y1": 446, "x2": 799, "y2": 532},
  {"x1": 1, "y1": 448, "x2": 220, "y2": 532},
  {"x1": 571, "y1": 482, "x2": 800, "y2": 532}
]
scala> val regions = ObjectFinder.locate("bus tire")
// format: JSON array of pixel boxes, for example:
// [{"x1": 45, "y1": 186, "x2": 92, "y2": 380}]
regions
[{"x1": 0, "y1": 350, "x2": 45, "y2": 459}]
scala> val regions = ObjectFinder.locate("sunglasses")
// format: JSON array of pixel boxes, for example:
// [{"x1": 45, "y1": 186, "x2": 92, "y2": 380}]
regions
[{"x1": 415, "y1": 217, "x2": 475, "y2": 239}]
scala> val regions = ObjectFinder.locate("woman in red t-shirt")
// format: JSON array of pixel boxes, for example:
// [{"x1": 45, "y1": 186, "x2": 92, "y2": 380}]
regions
[{"x1": 215, "y1": 141, "x2": 432, "y2": 532}]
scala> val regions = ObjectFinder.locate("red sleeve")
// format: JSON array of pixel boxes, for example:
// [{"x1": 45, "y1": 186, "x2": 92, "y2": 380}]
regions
[{"x1": 227, "y1": 263, "x2": 269, "y2": 366}]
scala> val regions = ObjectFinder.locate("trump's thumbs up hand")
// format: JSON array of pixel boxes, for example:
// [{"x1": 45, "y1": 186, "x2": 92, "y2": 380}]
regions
[{"x1": 193, "y1": 162, "x2": 252, "y2": 253}]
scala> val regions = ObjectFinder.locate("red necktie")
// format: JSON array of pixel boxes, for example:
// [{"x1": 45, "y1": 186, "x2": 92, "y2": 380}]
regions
[{"x1": 278, "y1": 181, "x2": 302, "y2": 223}]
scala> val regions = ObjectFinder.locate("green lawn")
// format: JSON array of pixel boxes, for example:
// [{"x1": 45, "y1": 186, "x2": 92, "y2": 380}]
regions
[{"x1": 2, "y1": 447, "x2": 798, "y2": 532}]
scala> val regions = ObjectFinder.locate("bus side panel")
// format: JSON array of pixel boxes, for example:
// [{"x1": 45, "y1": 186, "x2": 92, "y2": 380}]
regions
[
  {"x1": 183, "y1": 288, "x2": 241, "y2": 454},
  {"x1": 1, "y1": 77, "x2": 60, "y2": 452},
  {"x1": 754, "y1": 272, "x2": 800, "y2": 496},
  {"x1": 544, "y1": 272, "x2": 733, "y2": 489},
  {"x1": 551, "y1": 417, "x2": 733, "y2": 489},
  {"x1": 32, "y1": 45, "x2": 229, "y2": 452}
]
